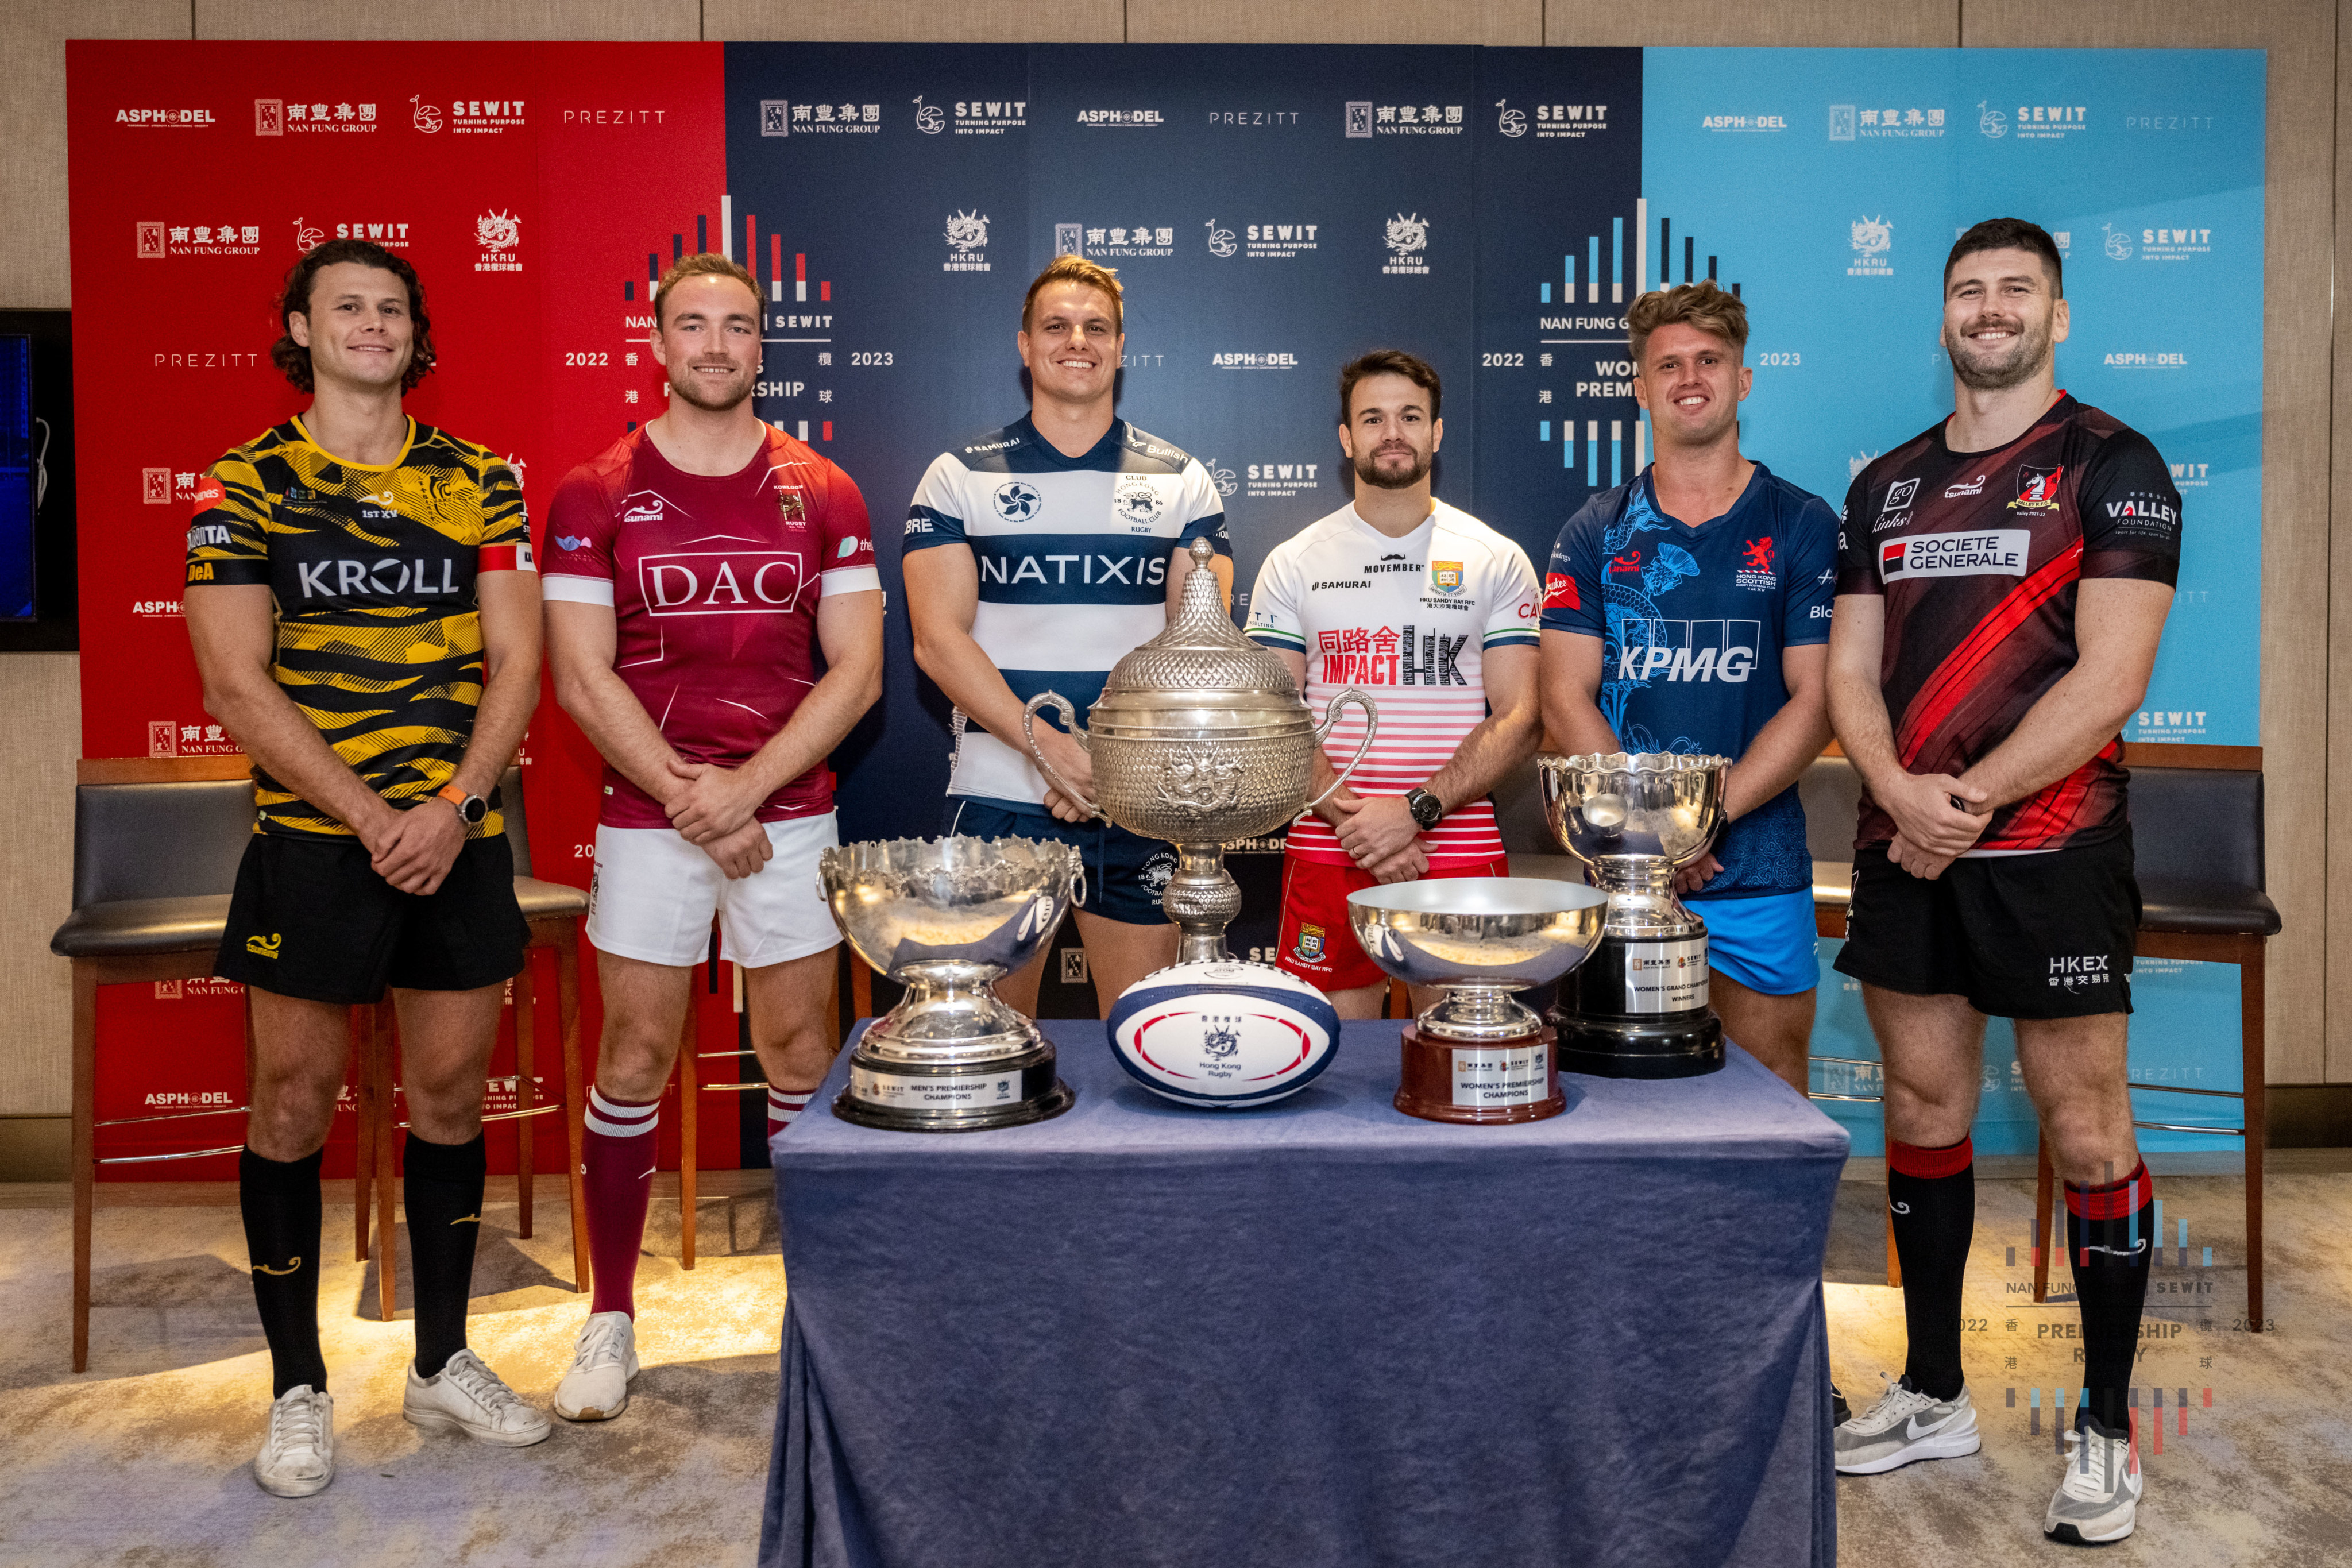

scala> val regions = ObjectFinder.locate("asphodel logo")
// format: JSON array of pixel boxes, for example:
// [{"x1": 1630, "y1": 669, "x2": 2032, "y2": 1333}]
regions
[{"x1": 246, "y1": 933, "x2": 283, "y2": 959}]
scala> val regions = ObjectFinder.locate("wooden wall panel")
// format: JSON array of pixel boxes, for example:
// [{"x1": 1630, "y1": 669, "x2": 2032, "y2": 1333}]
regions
[
  {"x1": 1967, "y1": 0, "x2": 2335, "y2": 1083},
  {"x1": 1544, "y1": 0, "x2": 1956, "y2": 48},
  {"x1": 704, "y1": 1, "x2": 1126, "y2": 42},
  {"x1": 1129, "y1": 0, "x2": 1540, "y2": 45},
  {"x1": 192, "y1": 1, "x2": 701, "y2": 40}
]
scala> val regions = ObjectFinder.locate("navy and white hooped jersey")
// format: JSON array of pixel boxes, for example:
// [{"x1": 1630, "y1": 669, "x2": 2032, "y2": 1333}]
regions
[{"x1": 905, "y1": 415, "x2": 1229, "y2": 808}]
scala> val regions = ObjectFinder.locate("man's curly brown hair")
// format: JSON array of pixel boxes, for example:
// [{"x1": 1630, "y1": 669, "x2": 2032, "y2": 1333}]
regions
[{"x1": 270, "y1": 238, "x2": 436, "y2": 393}]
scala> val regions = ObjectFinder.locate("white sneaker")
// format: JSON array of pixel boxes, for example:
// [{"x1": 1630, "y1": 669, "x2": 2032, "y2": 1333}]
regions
[
  {"x1": 403, "y1": 1348, "x2": 552, "y2": 1447},
  {"x1": 2045, "y1": 1419, "x2": 2142, "y2": 1544},
  {"x1": 554, "y1": 1311, "x2": 640, "y2": 1422},
  {"x1": 254, "y1": 1385, "x2": 335, "y2": 1497},
  {"x1": 1833, "y1": 1373, "x2": 1981, "y2": 1474}
]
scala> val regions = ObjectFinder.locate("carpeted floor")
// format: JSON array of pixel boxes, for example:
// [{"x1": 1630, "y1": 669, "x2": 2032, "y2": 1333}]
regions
[{"x1": 2, "y1": 1158, "x2": 2347, "y2": 1566}]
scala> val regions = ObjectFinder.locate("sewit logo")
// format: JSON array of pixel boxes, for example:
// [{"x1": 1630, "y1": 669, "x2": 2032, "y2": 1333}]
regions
[
  {"x1": 1201, "y1": 458, "x2": 1238, "y2": 499},
  {"x1": 1382, "y1": 213, "x2": 1431, "y2": 276},
  {"x1": 1977, "y1": 100, "x2": 2007, "y2": 138},
  {"x1": 410, "y1": 95, "x2": 443, "y2": 133},
  {"x1": 292, "y1": 216, "x2": 324, "y2": 251},
  {"x1": 1495, "y1": 100, "x2": 1528, "y2": 138},
  {"x1": 1204, "y1": 218, "x2": 1237, "y2": 257},
  {"x1": 913, "y1": 95, "x2": 945, "y2": 134},
  {"x1": 2103, "y1": 223, "x2": 2134, "y2": 261}
]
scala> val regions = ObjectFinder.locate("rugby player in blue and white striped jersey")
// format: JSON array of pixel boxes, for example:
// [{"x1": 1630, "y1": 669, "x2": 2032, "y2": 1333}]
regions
[{"x1": 903, "y1": 256, "x2": 1230, "y2": 1016}]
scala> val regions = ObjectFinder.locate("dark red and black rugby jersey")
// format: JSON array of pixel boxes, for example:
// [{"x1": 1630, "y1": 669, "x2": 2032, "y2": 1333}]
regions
[{"x1": 1835, "y1": 395, "x2": 2181, "y2": 853}]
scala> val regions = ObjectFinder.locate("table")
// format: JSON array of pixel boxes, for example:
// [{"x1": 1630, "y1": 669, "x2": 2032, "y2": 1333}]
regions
[{"x1": 760, "y1": 1020, "x2": 1848, "y2": 1568}]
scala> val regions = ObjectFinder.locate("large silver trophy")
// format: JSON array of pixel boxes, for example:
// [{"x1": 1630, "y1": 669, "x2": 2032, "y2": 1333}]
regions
[
  {"x1": 820, "y1": 835, "x2": 1083, "y2": 1131},
  {"x1": 1019, "y1": 537, "x2": 1377, "y2": 963},
  {"x1": 1347, "y1": 878, "x2": 1609, "y2": 1123},
  {"x1": 1537, "y1": 751, "x2": 1732, "y2": 1078}
]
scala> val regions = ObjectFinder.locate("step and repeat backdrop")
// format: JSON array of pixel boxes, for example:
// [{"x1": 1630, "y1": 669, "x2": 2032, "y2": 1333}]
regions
[{"x1": 67, "y1": 41, "x2": 2262, "y2": 1171}]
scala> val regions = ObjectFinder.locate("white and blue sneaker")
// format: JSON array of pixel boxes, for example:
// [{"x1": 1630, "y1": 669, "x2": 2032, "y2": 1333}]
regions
[
  {"x1": 2045, "y1": 1419, "x2": 2141, "y2": 1544},
  {"x1": 1833, "y1": 1373, "x2": 1980, "y2": 1474}
]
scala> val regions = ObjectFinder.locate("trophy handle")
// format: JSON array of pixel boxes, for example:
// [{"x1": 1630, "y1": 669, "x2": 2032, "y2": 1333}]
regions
[
  {"x1": 1019, "y1": 692, "x2": 1101, "y2": 820},
  {"x1": 1304, "y1": 687, "x2": 1380, "y2": 810}
]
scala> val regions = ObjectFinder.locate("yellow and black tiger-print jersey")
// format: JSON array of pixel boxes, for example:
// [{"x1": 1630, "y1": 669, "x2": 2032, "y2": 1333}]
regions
[{"x1": 185, "y1": 416, "x2": 531, "y2": 840}]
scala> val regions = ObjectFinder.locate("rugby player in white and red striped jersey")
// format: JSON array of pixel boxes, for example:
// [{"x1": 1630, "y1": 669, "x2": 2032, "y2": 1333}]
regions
[{"x1": 1243, "y1": 350, "x2": 1543, "y2": 1015}]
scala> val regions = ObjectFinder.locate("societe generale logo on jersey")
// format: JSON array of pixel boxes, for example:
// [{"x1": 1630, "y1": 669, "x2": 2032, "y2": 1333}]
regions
[{"x1": 1878, "y1": 530, "x2": 2029, "y2": 581}]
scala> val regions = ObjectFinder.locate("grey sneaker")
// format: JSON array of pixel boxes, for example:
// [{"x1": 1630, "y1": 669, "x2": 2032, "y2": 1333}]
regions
[
  {"x1": 404, "y1": 1348, "x2": 552, "y2": 1447},
  {"x1": 1833, "y1": 1373, "x2": 1981, "y2": 1474},
  {"x1": 2045, "y1": 1419, "x2": 2141, "y2": 1544},
  {"x1": 254, "y1": 1385, "x2": 335, "y2": 1497}
]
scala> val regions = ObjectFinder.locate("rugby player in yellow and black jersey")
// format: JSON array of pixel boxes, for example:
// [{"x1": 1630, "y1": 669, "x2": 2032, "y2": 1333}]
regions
[{"x1": 183, "y1": 238, "x2": 551, "y2": 1499}]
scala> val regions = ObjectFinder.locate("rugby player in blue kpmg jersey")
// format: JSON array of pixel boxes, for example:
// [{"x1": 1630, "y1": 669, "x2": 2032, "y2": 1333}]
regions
[
  {"x1": 1539, "y1": 281, "x2": 1839, "y2": 1094},
  {"x1": 902, "y1": 256, "x2": 1231, "y2": 1017}
]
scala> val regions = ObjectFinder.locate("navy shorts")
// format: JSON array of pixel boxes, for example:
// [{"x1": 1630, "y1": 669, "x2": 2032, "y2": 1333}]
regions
[{"x1": 943, "y1": 797, "x2": 1176, "y2": 926}]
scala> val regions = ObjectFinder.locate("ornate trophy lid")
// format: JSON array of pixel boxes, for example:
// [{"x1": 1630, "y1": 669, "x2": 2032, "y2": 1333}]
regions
[{"x1": 1096, "y1": 538, "x2": 1303, "y2": 702}]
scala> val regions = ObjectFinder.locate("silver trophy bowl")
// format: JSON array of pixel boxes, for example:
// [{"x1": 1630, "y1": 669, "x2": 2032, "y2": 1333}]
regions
[
  {"x1": 820, "y1": 835, "x2": 1082, "y2": 1131},
  {"x1": 1347, "y1": 878, "x2": 1609, "y2": 1041},
  {"x1": 1021, "y1": 536, "x2": 1377, "y2": 964},
  {"x1": 1537, "y1": 751, "x2": 1731, "y2": 934}
]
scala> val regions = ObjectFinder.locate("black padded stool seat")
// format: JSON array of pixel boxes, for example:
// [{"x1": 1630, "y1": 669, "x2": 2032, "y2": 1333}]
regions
[{"x1": 51, "y1": 894, "x2": 236, "y2": 959}]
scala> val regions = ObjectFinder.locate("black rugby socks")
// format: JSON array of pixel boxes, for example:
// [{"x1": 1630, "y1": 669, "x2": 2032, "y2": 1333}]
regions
[
  {"x1": 240, "y1": 1145, "x2": 329, "y2": 1398},
  {"x1": 402, "y1": 1130, "x2": 487, "y2": 1379},
  {"x1": 1887, "y1": 1135, "x2": 1976, "y2": 1401},
  {"x1": 2068, "y1": 1160, "x2": 2156, "y2": 1434}
]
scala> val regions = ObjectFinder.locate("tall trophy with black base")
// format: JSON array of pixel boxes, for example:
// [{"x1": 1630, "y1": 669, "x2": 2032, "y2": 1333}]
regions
[{"x1": 1538, "y1": 752, "x2": 1731, "y2": 1079}]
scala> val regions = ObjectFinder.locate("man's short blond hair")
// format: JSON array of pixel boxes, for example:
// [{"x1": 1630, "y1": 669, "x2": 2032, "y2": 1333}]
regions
[
  {"x1": 654, "y1": 252, "x2": 760, "y2": 326},
  {"x1": 1627, "y1": 280, "x2": 1749, "y2": 368},
  {"x1": 1022, "y1": 255, "x2": 1123, "y2": 334}
]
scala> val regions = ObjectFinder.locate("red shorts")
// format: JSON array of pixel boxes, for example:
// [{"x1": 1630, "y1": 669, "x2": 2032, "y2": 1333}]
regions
[{"x1": 1275, "y1": 854, "x2": 1512, "y2": 993}]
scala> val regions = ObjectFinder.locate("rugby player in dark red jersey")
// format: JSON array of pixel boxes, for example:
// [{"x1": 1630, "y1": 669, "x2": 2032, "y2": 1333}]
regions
[
  {"x1": 540, "y1": 253, "x2": 882, "y2": 1422},
  {"x1": 1825, "y1": 218, "x2": 2181, "y2": 1544}
]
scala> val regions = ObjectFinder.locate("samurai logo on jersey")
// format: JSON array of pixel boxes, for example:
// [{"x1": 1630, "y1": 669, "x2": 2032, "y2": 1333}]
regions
[
  {"x1": 638, "y1": 551, "x2": 805, "y2": 615},
  {"x1": 1879, "y1": 530, "x2": 2030, "y2": 581},
  {"x1": 1615, "y1": 620, "x2": 1759, "y2": 683}
]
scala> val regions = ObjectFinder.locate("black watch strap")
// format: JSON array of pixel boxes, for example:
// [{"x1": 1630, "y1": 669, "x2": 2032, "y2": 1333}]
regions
[{"x1": 1405, "y1": 787, "x2": 1445, "y2": 829}]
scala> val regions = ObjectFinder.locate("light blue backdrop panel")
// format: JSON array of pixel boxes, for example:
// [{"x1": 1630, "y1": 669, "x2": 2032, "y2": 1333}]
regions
[
  {"x1": 1810, "y1": 940, "x2": 2246, "y2": 1157},
  {"x1": 1640, "y1": 48, "x2": 2265, "y2": 747}
]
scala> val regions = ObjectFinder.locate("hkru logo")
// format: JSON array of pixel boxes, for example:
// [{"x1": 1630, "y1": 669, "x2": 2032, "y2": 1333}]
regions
[
  {"x1": 1848, "y1": 215, "x2": 1893, "y2": 276},
  {"x1": 1382, "y1": 213, "x2": 1431, "y2": 276},
  {"x1": 474, "y1": 210, "x2": 522, "y2": 272},
  {"x1": 944, "y1": 211, "x2": 991, "y2": 272},
  {"x1": 639, "y1": 552, "x2": 805, "y2": 616}
]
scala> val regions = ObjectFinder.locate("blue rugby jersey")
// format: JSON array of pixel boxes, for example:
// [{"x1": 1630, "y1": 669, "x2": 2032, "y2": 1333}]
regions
[
  {"x1": 1540, "y1": 463, "x2": 1838, "y2": 898},
  {"x1": 906, "y1": 415, "x2": 1229, "y2": 809}
]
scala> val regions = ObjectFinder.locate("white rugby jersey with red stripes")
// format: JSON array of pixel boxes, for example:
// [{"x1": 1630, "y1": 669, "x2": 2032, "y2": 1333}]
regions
[{"x1": 1245, "y1": 500, "x2": 1542, "y2": 868}]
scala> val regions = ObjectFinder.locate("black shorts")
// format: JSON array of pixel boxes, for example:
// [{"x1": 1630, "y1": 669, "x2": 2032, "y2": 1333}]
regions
[
  {"x1": 1832, "y1": 833, "x2": 2138, "y2": 1019},
  {"x1": 214, "y1": 833, "x2": 530, "y2": 1005}
]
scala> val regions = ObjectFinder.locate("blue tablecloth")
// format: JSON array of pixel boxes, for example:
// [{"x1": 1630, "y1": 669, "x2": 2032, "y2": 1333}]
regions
[{"x1": 761, "y1": 1020, "x2": 1848, "y2": 1568}]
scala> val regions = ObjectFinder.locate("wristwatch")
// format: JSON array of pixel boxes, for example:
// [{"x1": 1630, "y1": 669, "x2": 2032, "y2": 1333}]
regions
[
  {"x1": 1404, "y1": 787, "x2": 1445, "y2": 831},
  {"x1": 436, "y1": 783, "x2": 488, "y2": 827}
]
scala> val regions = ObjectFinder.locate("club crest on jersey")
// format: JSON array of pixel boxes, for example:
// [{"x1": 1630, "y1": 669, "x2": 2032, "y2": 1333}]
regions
[
  {"x1": 775, "y1": 485, "x2": 808, "y2": 526},
  {"x1": 1430, "y1": 561, "x2": 1464, "y2": 595},
  {"x1": 994, "y1": 480, "x2": 1041, "y2": 522},
  {"x1": 1113, "y1": 476, "x2": 1165, "y2": 527},
  {"x1": 1294, "y1": 924, "x2": 1326, "y2": 963},
  {"x1": 1735, "y1": 537, "x2": 1777, "y2": 591},
  {"x1": 2011, "y1": 464, "x2": 2064, "y2": 510}
]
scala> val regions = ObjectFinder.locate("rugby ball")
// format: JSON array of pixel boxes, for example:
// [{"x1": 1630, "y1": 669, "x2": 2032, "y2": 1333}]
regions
[{"x1": 1107, "y1": 960, "x2": 1342, "y2": 1109}]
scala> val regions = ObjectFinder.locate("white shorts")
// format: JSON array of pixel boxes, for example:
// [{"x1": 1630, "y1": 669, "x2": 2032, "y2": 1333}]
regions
[{"x1": 586, "y1": 815, "x2": 840, "y2": 970}]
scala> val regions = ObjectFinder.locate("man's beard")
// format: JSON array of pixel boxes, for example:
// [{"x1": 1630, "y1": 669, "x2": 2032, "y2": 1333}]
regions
[
  {"x1": 1945, "y1": 313, "x2": 2053, "y2": 392},
  {"x1": 669, "y1": 362, "x2": 755, "y2": 412},
  {"x1": 1354, "y1": 443, "x2": 1431, "y2": 491}
]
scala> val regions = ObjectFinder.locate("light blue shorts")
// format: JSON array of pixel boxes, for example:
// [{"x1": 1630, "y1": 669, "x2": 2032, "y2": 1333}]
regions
[{"x1": 1689, "y1": 887, "x2": 1820, "y2": 997}]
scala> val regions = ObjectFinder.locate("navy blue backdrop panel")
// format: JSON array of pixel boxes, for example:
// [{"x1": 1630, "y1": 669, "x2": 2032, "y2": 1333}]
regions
[{"x1": 724, "y1": 46, "x2": 1653, "y2": 866}]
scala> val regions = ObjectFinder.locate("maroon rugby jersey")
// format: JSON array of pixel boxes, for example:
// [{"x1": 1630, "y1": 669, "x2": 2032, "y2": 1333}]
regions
[
  {"x1": 1836, "y1": 395, "x2": 2181, "y2": 852},
  {"x1": 542, "y1": 427, "x2": 879, "y2": 828}
]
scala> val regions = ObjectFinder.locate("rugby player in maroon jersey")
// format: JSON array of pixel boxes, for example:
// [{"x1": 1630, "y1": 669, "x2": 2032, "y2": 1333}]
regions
[{"x1": 1824, "y1": 218, "x2": 2181, "y2": 1544}]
